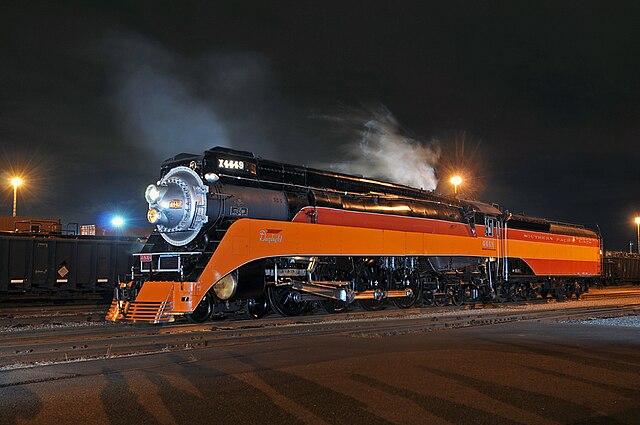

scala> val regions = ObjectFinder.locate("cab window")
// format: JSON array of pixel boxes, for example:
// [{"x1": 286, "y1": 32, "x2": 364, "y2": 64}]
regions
[{"x1": 485, "y1": 217, "x2": 499, "y2": 237}]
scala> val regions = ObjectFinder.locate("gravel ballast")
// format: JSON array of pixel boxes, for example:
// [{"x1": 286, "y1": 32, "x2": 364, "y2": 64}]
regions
[{"x1": 576, "y1": 315, "x2": 640, "y2": 328}]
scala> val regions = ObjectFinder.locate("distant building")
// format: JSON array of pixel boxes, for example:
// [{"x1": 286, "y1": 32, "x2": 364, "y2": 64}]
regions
[
  {"x1": 0, "y1": 216, "x2": 152, "y2": 238},
  {"x1": 0, "y1": 216, "x2": 61, "y2": 233},
  {"x1": 80, "y1": 224, "x2": 96, "y2": 236}
]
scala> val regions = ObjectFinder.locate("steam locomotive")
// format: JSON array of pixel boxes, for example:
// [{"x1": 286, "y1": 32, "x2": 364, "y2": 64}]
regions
[{"x1": 107, "y1": 147, "x2": 601, "y2": 323}]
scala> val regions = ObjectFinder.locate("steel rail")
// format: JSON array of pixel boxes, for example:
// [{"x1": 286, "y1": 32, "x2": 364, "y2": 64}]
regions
[{"x1": 3, "y1": 287, "x2": 640, "y2": 324}]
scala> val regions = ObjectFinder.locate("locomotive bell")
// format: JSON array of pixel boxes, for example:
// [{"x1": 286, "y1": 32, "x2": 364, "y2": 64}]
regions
[{"x1": 146, "y1": 166, "x2": 209, "y2": 246}]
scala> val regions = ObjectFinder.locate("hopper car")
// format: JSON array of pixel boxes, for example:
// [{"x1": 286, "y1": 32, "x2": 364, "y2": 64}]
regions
[{"x1": 1, "y1": 228, "x2": 143, "y2": 301}]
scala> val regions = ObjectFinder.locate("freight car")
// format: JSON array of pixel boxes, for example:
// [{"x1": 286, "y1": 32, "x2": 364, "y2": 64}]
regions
[
  {"x1": 602, "y1": 252, "x2": 640, "y2": 285},
  {"x1": 107, "y1": 146, "x2": 601, "y2": 323},
  {"x1": 0, "y1": 228, "x2": 143, "y2": 301}
]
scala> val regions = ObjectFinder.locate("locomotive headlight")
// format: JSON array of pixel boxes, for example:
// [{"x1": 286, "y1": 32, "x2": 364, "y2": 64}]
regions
[
  {"x1": 147, "y1": 208, "x2": 160, "y2": 224},
  {"x1": 149, "y1": 166, "x2": 209, "y2": 247},
  {"x1": 213, "y1": 273, "x2": 238, "y2": 300},
  {"x1": 145, "y1": 184, "x2": 161, "y2": 204}
]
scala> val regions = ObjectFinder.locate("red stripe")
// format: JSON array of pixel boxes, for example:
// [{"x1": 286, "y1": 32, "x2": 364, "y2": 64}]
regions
[
  {"x1": 522, "y1": 258, "x2": 600, "y2": 276},
  {"x1": 293, "y1": 207, "x2": 474, "y2": 237}
]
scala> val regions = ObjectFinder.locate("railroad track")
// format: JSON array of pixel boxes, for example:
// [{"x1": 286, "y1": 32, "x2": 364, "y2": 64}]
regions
[
  {"x1": 0, "y1": 304, "x2": 109, "y2": 326},
  {"x1": 2, "y1": 288, "x2": 640, "y2": 331},
  {"x1": 1, "y1": 298, "x2": 638, "y2": 371},
  {"x1": 580, "y1": 288, "x2": 640, "y2": 300}
]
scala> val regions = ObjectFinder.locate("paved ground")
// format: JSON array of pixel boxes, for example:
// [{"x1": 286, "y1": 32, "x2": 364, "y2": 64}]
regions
[{"x1": 1, "y1": 319, "x2": 639, "y2": 425}]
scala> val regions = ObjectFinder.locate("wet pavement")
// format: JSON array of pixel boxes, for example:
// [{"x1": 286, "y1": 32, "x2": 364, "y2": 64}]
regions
[{"x1": 1, "y1": 318, "x2": 638, "y2": 424}]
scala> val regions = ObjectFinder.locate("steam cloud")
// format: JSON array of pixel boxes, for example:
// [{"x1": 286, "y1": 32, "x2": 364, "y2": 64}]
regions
[
  {"x1": 103, "y1": 31, "x2": 287, "y2": 161},
  {"x1": 327, "y1": 106, "x2": 441, "y2": 190},
  {"x1": 104, "y1": 32, "x2": 440, "y2": 190}
]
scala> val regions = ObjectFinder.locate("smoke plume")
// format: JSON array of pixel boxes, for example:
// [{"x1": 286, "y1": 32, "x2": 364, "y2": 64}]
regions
[
  {"x1": 327, "y1": 106, "x2": 440, "y2": 190},
  {"x1": 102, "y1": 31, "x2": 287, "y2": 161},
  {"x1": 103, "y1": 32, "x2": 439, "y2": 191}
]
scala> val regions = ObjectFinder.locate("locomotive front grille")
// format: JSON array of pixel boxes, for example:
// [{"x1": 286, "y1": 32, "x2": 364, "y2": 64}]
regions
[
  {"x1": 126, "y1": 301, "x2": 174, "y2": 323},
  {"x1": 106, "y1": 300, "x2": 174, "y2": 323}
]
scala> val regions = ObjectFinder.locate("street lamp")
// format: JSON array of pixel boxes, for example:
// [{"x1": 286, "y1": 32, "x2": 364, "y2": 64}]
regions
[
  {"x1": 111, "y1": 216, "x2": 124, "y2": 228},
  {"x1": 10, "y1": 177, "x2": 23, "y2": 217},
  {"x1": 450, "y1": 175, "x2": 462, "y2": 196},
  {"x1": 110, "y1": 215, "x2": 125, "y2": 237},
  {"x1": 635, "y1": 217, "x2": 640, "y2": 254}
]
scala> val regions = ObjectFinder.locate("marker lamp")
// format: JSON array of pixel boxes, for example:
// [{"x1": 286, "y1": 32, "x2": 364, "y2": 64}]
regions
[{"x1": 147, "y1": 208, "x2": 160, "y2": 224}]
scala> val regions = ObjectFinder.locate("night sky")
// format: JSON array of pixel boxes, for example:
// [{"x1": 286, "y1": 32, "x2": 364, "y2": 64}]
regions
[{"x1": 1, "y1": 1, "x2": 639, "y2": 250}]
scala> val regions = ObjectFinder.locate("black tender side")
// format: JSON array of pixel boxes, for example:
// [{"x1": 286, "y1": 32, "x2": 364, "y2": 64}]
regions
[{"x1": 507, "y1": 214, "x2": 599, "y2": 238}]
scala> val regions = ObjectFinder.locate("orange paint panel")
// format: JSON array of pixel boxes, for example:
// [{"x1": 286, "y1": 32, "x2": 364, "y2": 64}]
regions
[
  {"x1": 339, "y1": 226, "x2": 385, "y2": 255},
  {"x1": 201, "y1": 219, "x2": 483, "y2": 294},
  {"x1": 422, "y1": 233, "x2": 494, "y2": 257},
  {"x1": 232, "y1": 237, "x2": 249, "y2": 255},
  {"x1": 173, "y1": 281, "x2": 199, "y2": 313},
  {"x1": 134, "y1": 281, "x2": 173, "y2": 302},
  {"x1": 424, "y1": 233, "x2": 455, "y2": 255},
  {"x1": 383, "y1": 230, "x2": 406, "y2": 253},
  {"x1": 312, "y1": 225, "x2": 340, "y2": 253},
  {"x1": 507, "y1": 240, "x2": 599, "y2": 262},
  {"x1": 405, "y1": 231, "x2": 424, "y2": 254}
]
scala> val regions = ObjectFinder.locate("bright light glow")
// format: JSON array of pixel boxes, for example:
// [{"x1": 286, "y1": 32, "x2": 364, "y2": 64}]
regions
[
  {"x1": 204, "y1": 172, "x2": 219, "y2": 183},
  {"x1": 111, "y1": 216, "x2": 125, "y2": 228},
  {"x1": 376, "y1": 205, "x2": 412, "y2": 212},
  {"x1": 636, "y1": 217, "x2": 640, "y2": 255},
  {"x1": 450, "y1": 175, "x2": 463, "y2": 186},
  {"x1": 147, "y1": 208, "x2": 160, "y2": 224},
  {"x1": 145, "y1": 184, "x2": 160, "y2": 203},
  {"x1": 450, "y1": 175, "x2": 463, "y2": 195},
  {"x1": 11, "y1": 177, "x2": 23, "y2": 188}
]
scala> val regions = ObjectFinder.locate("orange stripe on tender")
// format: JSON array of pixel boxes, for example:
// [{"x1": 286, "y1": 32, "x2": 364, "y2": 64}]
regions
[{"x1": 506, "y1": 240, "x2": 600, "y2": 262}]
